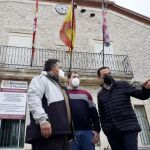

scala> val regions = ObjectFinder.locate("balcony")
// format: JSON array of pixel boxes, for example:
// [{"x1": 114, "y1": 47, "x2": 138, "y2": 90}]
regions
[{"x1": 0, "y1": 45, "x2": 133, "y2": 78}]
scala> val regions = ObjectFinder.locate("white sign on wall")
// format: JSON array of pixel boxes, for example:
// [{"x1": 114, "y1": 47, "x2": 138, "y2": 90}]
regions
[{"x1": 0, "y1": 80, "x2": 28, "y2": 119}]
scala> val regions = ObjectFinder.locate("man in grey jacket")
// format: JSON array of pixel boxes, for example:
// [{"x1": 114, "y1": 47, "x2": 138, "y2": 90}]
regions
[{"x1": 26, "y1": 59, "x2": 72, "y2": 150}]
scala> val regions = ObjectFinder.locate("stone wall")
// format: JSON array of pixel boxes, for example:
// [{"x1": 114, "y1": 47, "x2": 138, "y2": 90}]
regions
[{"x1": 0, "y1": 0, "x2": 150, "y2": 149}]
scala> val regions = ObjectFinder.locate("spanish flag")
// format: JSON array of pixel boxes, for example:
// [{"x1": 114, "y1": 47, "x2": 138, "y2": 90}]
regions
[{"x1": 60, "y1": 1, "x2": 76, "y2": 54}]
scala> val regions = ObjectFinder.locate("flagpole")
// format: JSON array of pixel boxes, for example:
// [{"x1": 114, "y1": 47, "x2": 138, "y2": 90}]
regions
[
  {"x1": 69, "y1": 49, "x2": 73, "y2": 72},
  {"x1": 102, "y1": 29, "x2": 105, "y2": 67},
  {"x1": 31, "y1": 0, "x2": 39, "y2": 66},
  {"x1": 69, "y1": 0, "x2": 75, "y2": 72},
  {"x1": 102, "y1": 0, "x2": 105, "y2": 67}
]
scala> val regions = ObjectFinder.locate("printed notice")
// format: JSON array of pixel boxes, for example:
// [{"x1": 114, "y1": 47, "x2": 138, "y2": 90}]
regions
[{"x1": 0, "y1": 80, "x2": 28, "y2": 119}]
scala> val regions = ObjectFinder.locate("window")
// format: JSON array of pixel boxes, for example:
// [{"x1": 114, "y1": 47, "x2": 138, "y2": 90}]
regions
[
  {"x1": 92, "y1": 40, "x2": 116, "y2": 69},
  {"x1": 8, "y1": 33, "x2": 32, "y2": 47},
  {"x1": 134, "y1": 105, "x2": 150, "y2": 145},
  {"x1": 1, "y1": 33, "x2": 32, "y2": 67},
  {"x1": 0, "y1": 119, "x2": 25, "y2": 148},
  {"x1": 92, "y1": 40, "x2": 113, "y2": 54}
]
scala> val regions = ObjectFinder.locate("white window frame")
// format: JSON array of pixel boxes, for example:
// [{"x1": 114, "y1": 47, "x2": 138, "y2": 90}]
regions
[
  {"x1": 8, "y1": 33, "x2": 32, "y2": 48},
  {"x1": 134, "y1": 105, "x2": 150, "y2": 145}
]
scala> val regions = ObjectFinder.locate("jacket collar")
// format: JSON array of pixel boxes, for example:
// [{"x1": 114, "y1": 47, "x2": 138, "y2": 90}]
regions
[
  {"x1": 41, "y1": 71, "x2": 59, "y2": 84},
  {"x1": 102, "y1": 80, "x2": 118, "y2": 91}
]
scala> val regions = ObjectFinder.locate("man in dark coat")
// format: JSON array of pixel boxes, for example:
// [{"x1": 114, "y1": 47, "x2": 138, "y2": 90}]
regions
[{"x1": 97, "y1": 66, "x2": 150, "y2": 150}]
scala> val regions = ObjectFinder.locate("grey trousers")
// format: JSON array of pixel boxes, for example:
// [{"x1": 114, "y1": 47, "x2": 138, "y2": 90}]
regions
[{"x1": 32, "y1": 135, "x2": 70, "y2": 150}]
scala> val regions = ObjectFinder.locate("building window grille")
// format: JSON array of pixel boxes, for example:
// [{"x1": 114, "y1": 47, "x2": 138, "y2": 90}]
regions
[
  {"x1": 134, "y1": 105, "x2": 150, "y2": 145},
  {"x1": 0, "y1": 119, "x2": 25, "y2": 148}
]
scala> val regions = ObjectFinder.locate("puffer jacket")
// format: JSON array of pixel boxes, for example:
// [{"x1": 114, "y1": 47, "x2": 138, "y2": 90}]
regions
[{"x1": 97, "y1": 81, "x2": 150, "y2": 134}]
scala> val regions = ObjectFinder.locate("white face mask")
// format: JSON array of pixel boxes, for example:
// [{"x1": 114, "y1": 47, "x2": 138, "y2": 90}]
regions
[
  {"x1": 71, "y1": 78, "x2": 80, "y2": 88},
  {"x1": 58, "y1": 69, "x2": 65, "y2": 78}
]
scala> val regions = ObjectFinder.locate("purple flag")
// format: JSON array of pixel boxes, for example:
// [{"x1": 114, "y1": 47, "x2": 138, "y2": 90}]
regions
[{"x1": 102, "y1": 9, "x2": 110, "y2": 47}]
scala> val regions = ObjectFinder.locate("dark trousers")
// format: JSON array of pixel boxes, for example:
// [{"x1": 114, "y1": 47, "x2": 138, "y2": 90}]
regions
[
  {"x1": 32, "y1": 135, "x2": 70, "y2": 150},
  {"x1": 106, "y1": 128, "x2": 138, "y2": 150}
]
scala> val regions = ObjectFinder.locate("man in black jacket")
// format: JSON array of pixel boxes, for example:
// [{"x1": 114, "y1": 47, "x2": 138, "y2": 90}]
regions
[{"x1": 97, "y1": 67, "x2": 150, "y2": 150}]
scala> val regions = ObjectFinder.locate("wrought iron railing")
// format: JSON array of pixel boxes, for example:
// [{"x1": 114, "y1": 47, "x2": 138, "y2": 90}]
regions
[{"x1": 0, "y1": 45, "x2": 133, "y2": 76}]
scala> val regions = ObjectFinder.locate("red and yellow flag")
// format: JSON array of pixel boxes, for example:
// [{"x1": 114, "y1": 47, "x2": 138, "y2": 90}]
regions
[{"x1": 60, "y1": 2, "x2": 76, "y2": 53}]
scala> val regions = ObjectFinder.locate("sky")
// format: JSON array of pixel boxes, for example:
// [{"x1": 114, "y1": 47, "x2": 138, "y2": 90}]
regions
[{"x1": 114, "y1": 0, "x2": 150, "y2": 17}]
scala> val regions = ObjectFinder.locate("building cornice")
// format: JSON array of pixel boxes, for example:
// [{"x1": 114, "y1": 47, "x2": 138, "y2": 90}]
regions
[
  {"x1": 0, "y1": 0, "x2": 149, "y2": 25},
  {"x1": 0, "y1": 71, "x2": 100, "y2": 85},
  {"x1": 0, "y1": 71, "x2": 133, "y2": 85},
  {"x1": 43, "y1": 0, "x2": 150, "y2": 25}
]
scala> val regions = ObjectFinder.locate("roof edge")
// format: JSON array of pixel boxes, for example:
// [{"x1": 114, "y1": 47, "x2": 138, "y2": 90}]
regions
[{"x1": 45, "y1": 0, "x2": 150, "y2": 25}]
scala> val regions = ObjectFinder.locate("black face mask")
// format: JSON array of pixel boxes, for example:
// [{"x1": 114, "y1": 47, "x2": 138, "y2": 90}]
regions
[{"x1": 103, "y1": 75, "x2": 113, "y2": 85}]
